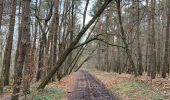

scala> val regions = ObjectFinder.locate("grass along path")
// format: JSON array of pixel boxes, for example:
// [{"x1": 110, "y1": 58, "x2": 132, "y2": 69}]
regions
[
  {"x1": 0, "y1": 72, "x2": 75, "y2": 100},
  {"x1": 32, "y1": 72, "x2": 75, "y2": 100},
  {"x1": 83, "y1": 67, "x2": 170, "y2": 100}
]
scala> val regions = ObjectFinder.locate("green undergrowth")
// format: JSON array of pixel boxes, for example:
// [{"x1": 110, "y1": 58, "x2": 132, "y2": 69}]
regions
[
  {"x1": 112, "y1": 81, "x2": 168, "y2": 100},
  {"x1": 33, "y1": 88, "x2": 65, "y2": 100},
  {"x1": 80, "y1": 67, "x2": 170, "y2": 99},
  {"x1": 82, "y1": 66, "x2": 97, "y2": 72}
]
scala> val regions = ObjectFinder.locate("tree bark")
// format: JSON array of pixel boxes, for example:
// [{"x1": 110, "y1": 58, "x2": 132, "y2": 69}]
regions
[
  {"x1": 1, "y1": 0, "x2": 17, "y2": 86},
  {"x1": 0, "y1": 0, "x2": 4, "y2": 93},
  {"x1": 137, "y1": 0, "x2": 143, "y2": 75},
  {"x1": 116, "y1": 0, "x2": 137, "y2": 77},
  {"x1": 150, "y1": 0, "x2": 156, "y2": 79},
  {"x1": 0, "y1": 0, "x2": 3, "y2": 28},
  {"x1": 162, "y1": 0, "x2": 170, "y2": 78},
  {"x1": 145, "y1": 0, "x2": 151, "y2": 76},
  {"x1": 11, "y1": 0, "x2": 31, "y2": 99}
]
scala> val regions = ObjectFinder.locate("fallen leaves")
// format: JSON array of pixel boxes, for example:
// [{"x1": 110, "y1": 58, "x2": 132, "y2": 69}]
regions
[{"x1": 90, "y1": 70, "x2": 170, "y2": 100}]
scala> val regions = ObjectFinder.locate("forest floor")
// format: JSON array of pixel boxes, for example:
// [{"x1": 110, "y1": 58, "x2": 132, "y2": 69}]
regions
[
  {"x1": 83, "y1": 67, "x2": 170, "y2": 100},
  {"x1": 1, "y1": 67, "x2": 170, "y2": 100},
  {"x1": 0, "y1": 73, "x2": 75, "y2": 100}
]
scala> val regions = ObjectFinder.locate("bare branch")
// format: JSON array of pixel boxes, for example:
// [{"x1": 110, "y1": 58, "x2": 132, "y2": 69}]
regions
[
  {"x1": 83, "y1": 0, "x2": 90, "y2": 28},
  {"x1": 74, "y1": 37, "x2": 125, "y2": 49}
]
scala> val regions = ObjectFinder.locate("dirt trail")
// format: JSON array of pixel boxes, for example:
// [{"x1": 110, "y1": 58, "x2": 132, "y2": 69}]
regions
[{"x1": 68, "y1": 70, "x2": 119, "y2": 100}]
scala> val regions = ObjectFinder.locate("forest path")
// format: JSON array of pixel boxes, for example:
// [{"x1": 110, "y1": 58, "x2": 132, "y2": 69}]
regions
[{"x1": 68, "y1": 70, "x2": 119, "y2": 100}]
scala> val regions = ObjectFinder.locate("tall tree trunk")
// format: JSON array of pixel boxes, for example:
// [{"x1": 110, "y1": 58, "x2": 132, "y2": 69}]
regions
[
  {"x1": 105, "y1": 10, "x2": 110, "y2": 72},
  {"x1": 14, "y1": 0, "x2": 22, "y2": 77},
  {"x1": 146, "y1": 0, "x2": 151, "y2": 76},
  {"x1": 137, "y1": 0, "x2": 143, "y2": 75},
  {"x1": 117, "y1": 38, "x2": 121, "y2": 73},
  {"x1": 150, "y1": 0, "x2": 156, "y2": 79},
  {"x1": 31, "y1": 0, "x2": 38, "y2": 81},
  {"x1": 23, "y1": 24, "x2": 31, "y2": 96},
  {"x1": 116, "y1": 0, "x2": 137, "y2": 77},
  {"x1": 51, "y1": 0, "x2": 59, "y2": 81},
  {"x1": 36, "y1": 38, "x2": 45, "y2": 81},
  {"x1": 156, "y1": 0, "x2": 161, "y2": 74},
  {"x1": 67, "y1": 0, "x2": 75, "y2": 75},
  {"x1": 83, "y1": 0, "x2": 89, "y2": 28},
  {"x1": 0, "y1": 0, "x2": 3, "y2": 28},
  {"x1": 162, "y1": 0, "x2": 170, "y2": 78},
  {"x1": 0, "y1": 0, "x2": 4, "y2": 94},
  {"x1": 1, "y1": 0, "x2": 17, "y2": 86},
  {"x1": 36, "y1": 0, "x2": 46, "y2": 82},
  {"x1": 11, "y1": 0, "x2": 31, "y2": 99}
]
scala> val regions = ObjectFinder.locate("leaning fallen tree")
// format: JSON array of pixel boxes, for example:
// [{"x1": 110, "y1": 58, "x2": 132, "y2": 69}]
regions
[{"x1": 38, "y1": 0, "x2": 113, "y2": 89}]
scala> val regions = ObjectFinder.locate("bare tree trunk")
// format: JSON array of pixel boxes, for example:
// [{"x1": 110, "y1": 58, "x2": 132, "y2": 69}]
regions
[
  {"x1": 0, "y1": 0, "x2": 3, "y2": 28},
  {"x1": 137, "y1": 0, "x2": 143, "y2": 75},
  {"x1": 146, "y1": 0, "x2": 151, "y2": 76},
  {"x1": 83, "y1": 0, "x2": 89, "y2": 28},
  {"x1": 51, "y1": 0, "x2": 59, "y2": 81},
  {"x1": 117, "y1": 38, "x2": 121, "y2": 73},
  {"x1": 156, "y1": 0, "x2": 161, "y2": 74},
  {"x1": 66, "y1": 0, "x2": 75, "y2": 75},
  {"x1": 150, "y1": 0, "x2": 156, "y2": 79},
  {"x1": 116, "y1": 0, "x2": 137, "y2": 77},
  {"x1": 162, "y1": 0, "x2": 170, "y2": 78},
  {"x1": 1, "y1": 0, "x2": 17, "y2": 86},
  {"x1": 11, "y1": 0, "x2": 31, "y2": 99},
  {"x1": 105, "y1": 11, "x2": 110, "y2": 72},
  {"x1": 14, "y1": 0, "x2": 22, "y2": 77},
  {"x1": 0, "y1": 0, "x2": 4, "y2": 94},
  {"x1": 23, "y1": 25, "x2": 31, "y2": 96},
  {"x1": 36, "y1": 38, "x2": 45, "y2": 81},
  {"x1": 97, "y1": 40, "x2": 101, "y2": 70},
  {"x1": 31, "y1": 0, "x2": 38, "y2": 81}
]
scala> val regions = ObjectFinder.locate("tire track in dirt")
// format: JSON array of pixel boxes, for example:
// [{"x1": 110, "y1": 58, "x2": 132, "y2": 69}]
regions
[{"x1": 68, "y1": 70, "x2": 119, "y2": 100}]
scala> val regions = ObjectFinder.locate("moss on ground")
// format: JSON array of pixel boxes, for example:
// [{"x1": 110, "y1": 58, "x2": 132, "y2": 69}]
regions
[
  {"x1": 82, "y1": 66, "x2": 97, "y2": 72},
  {"x1": 111, "y1": 81, "x2": 168, "y2": 100},
  {"x1": 84, "y1": 67, "x2": 170, "y2": 100},
  {"x1": 33, "y1": 88, "x2": 65, "y2": 100}
]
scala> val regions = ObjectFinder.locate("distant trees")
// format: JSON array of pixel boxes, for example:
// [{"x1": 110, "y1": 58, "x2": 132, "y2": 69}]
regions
[
  {"x1": 162, "y1": 0, "x2": 170, "y2": 78},
  {"x1": 38, "y1": 0, "x2": 113, "y2": 89},
  {"x1": 0, "y1": 0, "x2": 113, "y2": 98},
  {"x1": 93, "y1": 0, "x2": 170, "y2": 79},
  {"x1": 0, "y1": 0, "x2": 169, "y2": 99}
]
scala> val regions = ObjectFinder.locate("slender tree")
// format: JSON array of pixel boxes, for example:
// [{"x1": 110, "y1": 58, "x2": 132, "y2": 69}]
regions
[
  {"x1": 1, "y1": 0, "x2": 17, "y2": 86},
  {"x1": 116, "y1": 0, "x2": 137, "y2": 76},
  {"x1": 162, "y1": 0, "x2": 170, "y2": 78},
  {"x1": 137, "y1": 0, "x2": 143, "y2": 75},
  {"x1": 150, "y1": 0, "x2": 156, "y2": 79},
  {"x1": 0, "y1": 0, "x2": 3, "y2": 28},
  {"x1": 11, "y1": 0, "x2": 31, "y2": 99}
]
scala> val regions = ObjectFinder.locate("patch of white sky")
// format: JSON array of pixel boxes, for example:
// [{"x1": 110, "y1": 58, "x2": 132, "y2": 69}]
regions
[
  {"x1": 78, "y1": 0, "x2": 96, "y2": 43},
  {"x1": 79, "y1": 0, "x2": 94, "y2": 25}
]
